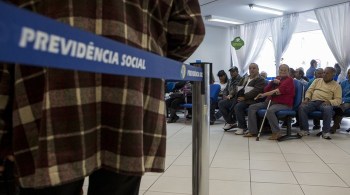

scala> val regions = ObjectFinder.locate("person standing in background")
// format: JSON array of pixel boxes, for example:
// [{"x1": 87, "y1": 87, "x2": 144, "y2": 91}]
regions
[
  {"x1": 306, "y1": 59, "x2": 318, "y2": 79},
  {"x1": 0, "y1": 1, "x2": 205, "y2": 194}
]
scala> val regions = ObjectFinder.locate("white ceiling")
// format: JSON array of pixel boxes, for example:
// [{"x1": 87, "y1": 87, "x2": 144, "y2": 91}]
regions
[{"x1": 200, "y1": 0, "x2": 349, "y2": 32}]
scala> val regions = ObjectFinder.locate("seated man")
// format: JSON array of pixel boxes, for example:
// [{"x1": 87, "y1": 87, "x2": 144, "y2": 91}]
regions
[
  {"x1": 331, "y1": 68, "x2": 350, "y2": 133},
  {"x1": 166, "y1": 81, "x2": 192, "y2": 123},
  {"x1": 298, "y1": 67, "x2": 342, "y2": 139},
  {"x1": 307, "y1": 68, "x2": 324, "y2": 130},
  {"x1": 232, "y1": 63, "x2": 266, "y2": 135},
  {"x1": 218, "y1": 67, "x2": 242, "y2": 130},
  {"x1": 245, "y1": 64, "x2": 295, "y2": 140}
]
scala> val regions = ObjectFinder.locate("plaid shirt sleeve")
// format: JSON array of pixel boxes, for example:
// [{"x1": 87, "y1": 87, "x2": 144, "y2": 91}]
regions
[{"x1": 167, "y1": 0, "x2": 205, "y2": 61}]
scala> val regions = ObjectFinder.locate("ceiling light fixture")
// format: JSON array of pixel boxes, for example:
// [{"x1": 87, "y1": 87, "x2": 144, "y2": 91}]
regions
[
  {"x1": 248, "y1": 4, "x2": 284, "y2": 16},
  {"x1": 204, "y1": 15, "x2": 242, "y2": 25},
  {"x1": 306, "y1": 18, "x2": 318, "y2": 23}
]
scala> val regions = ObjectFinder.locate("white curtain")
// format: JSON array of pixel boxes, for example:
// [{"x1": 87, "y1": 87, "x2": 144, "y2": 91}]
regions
[
  {"x1": 230, "y1": 20, "x2": 271, "y2": 75},
  {"x1": 271, "y1": 13, "x2": 299, "y2": 75},
  {"x1": 315, "y1": 2, "x2": 350, "y2": 82}
]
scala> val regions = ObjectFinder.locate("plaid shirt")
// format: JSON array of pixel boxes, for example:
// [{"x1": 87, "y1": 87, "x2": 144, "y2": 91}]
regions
[{"x1": 0, "y1": 0, "x2": 205, "y2": 188}]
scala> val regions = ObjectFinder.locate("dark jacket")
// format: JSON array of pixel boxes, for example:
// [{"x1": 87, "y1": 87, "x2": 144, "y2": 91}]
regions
[
  {"x1": 223, "y1": 75, "x2": 242, "y2": 96},
  {"x1": 236, "y1": 75, "x2": 266, "y2": 105}
]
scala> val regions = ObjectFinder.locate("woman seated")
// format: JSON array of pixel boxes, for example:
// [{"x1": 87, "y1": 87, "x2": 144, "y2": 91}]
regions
[
  {"x1": 215, "y1": 70, "x2": 228, "y2": 98},
  {"x1": 166, "y1": 81, "x2": 192, "y2": 123},
  {"x1": 245, "y1": 64, "x2": 295, "y2": 140}
]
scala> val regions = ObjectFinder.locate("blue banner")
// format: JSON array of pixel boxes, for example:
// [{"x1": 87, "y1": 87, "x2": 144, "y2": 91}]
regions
[{"x1": 0, "y1": 2, "x2": 203, "y2": 81}]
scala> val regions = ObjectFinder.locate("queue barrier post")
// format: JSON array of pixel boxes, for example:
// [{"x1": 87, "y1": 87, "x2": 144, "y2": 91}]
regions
[{"x1": 192, "y1": 63, "x2": 210, "y2": 195}]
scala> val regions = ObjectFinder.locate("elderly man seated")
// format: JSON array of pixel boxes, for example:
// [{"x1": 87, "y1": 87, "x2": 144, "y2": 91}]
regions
[
  {"x1": 298, "y1": 67, "x2": 342, "y2": 139},
  {"x1": 331, "y1": 68, "x2": 350, "y2": 133}
]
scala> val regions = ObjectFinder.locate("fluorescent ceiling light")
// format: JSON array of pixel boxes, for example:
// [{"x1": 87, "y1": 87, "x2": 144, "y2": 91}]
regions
[
  {"x1": 307, "y1": 18, "x2": 318, "y2": 23},
  {"x1": 205, "y1": 15, "x2": 242, "y2": 25},
  {"x1": 249, "y1": 4, "x2": 283, "y2": 16}
]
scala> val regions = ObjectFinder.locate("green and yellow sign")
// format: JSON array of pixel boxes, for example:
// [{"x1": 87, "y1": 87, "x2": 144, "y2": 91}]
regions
[{"x1": 231, "y1": 37, "x2": 244, "y2": 50}]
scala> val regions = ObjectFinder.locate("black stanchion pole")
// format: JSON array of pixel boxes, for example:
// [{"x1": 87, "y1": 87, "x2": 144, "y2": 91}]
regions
[{"x1": 191, "y1": 63, "x2": 210, "y2": 195}]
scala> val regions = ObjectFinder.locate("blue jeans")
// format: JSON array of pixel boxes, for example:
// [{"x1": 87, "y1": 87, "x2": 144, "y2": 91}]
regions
[{"x1": 298, "y1": 100, "x2": 333, "y2": 133}]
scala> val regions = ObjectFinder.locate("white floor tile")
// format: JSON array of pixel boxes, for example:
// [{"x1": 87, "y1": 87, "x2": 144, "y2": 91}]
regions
[
  {"x1": 250, "y1": 152, "x2": 286, "y2": 161},
  {"x1": 251, "y1": 182, "x2": 304, "y2": 195},
  {"x1": 140, "y1": 175, "x2": 161, "y2": 191},
  {"x1": 328, "y1": 163, "x2": 350, "y2": 186},
  {"x1": 288, "y1": 162, "x2": 333, "y2": 173},
  {"x1": 284, "y1": 153, "x2": 323, "y2": 163},
  {"x1": 209, "y1": 180, "x2": 250, "y2": 195},
  {"x1": 251, "y1": 170, "x2": 297, "y2": 184},
  {"x1": 294, "y1": 172, "x2": 348, "y2": 187},
  {"x1": 162, "y1": 165, "x2": 191, "y2": 178},
  {"x1": 149, "y1": 177, "x2": 192, "y2": 194},
  {"x1": 250, "y1": 160, "x2": 291, "y2": 171},
  {"x1": 209, "y1": 167, "x2": 250, "y2": 182},
  {"x1": 301, "y1": 185, "x2": 350, "y2": 195},
  {"x1": 173, "y1": 155, "x2": 192, "y2": 166},
  {"x1": 211, "y1": 158, "x2": 250, "y2": 169}
]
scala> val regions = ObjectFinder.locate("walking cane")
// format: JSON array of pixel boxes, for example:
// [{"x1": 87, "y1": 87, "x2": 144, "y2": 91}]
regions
[{"x1": 256, "y1": 99, "x2": 272, "y2": 141}]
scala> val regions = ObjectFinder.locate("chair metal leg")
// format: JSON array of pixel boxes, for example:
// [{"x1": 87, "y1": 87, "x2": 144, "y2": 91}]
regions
[{"x1": 278, "y1": 117, "x2": 302, "y2": 142}]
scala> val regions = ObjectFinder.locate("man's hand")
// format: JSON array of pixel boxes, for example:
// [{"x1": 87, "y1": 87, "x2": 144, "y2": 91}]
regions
[
  {"x1": 302, "y1": 98, "x2": 310, "y2": 104},
  {"x1": 237, "y1": 96, "x2": 245, "y2": 102},
  {"x1": 254, "y1": 93, "x2": 264, "y2": 100},
  {"x1": 322, "y1": 100, "x2": 331, "y2": 106}
]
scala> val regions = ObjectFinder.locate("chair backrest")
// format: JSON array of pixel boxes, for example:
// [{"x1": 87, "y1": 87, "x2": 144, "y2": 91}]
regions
[
  {"x1": 210, "y1": 84, "x2": 221, "y2": 103},
  {"x1": 166, "y1": 82, "x2": 176, "y2": 93},
  {"x1": 293, "y1": 79, "x2": 303, "y2": 111}
]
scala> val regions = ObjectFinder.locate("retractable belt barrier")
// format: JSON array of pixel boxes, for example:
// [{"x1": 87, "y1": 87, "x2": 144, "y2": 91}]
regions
[{"x1": 0, "y1": 2, "x2": 203, "y2": 81}]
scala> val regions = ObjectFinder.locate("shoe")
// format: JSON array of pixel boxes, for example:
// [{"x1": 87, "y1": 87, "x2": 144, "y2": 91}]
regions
[
  {"x1": 223, "y1": 123, "x2": 237, "y2": 131},
  {"x1": 322, "y1": 132, "x2": 332, "y2": 140},
  {"x1": 234, "y1": 128, "x2": 244, "y2": 135},
  {"x1": 292, "y1": 123, "x2": 299, "y2": 127},
  {"x1": 243, "y1": 132, "x2": 256, "y2": 137},
  {"x1": 268, "y1": 132, "x2": 281, "y2": 140},
  {"x1": 167, "y1": 115, "x2": 179, "y2": 123},
  {"x1": 313, "y1": 125, "x2": 321, "y2": 130},
  {"x1": 298, "y1": 130, "x2": 309, "y2": 136},
  {"x1": 210, "y1": 121, "x2": 215, "y2": 125}
]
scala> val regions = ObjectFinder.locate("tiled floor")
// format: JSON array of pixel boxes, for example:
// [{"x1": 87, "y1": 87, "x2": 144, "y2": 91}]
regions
[{"x1": 84, "y1": 117, "x2": 350, "y2": 195}]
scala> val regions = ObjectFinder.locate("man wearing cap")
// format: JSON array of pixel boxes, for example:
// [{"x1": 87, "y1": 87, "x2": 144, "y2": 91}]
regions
[{"x1": 218, "y1": 67, "x2": 242, "y2": 130}]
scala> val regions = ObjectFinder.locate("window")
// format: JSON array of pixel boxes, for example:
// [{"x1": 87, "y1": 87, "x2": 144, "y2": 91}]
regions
[{"x1": 256, "y1": 30, "x2": 336, "y2": 77}]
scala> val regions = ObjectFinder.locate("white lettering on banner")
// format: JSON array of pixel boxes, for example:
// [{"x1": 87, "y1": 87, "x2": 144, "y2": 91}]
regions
[
  {"x1": 121, "y1": 54, "x2": 146, "y2": 70},
  {"x1": 187, "y1": 70, "x2": 202, "y2": 78},
  {"x1": 18, "y1": 26, "x2": 148, "y2": 70}
]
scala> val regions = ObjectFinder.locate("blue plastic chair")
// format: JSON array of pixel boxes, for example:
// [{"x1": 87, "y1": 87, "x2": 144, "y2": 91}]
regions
[
  {"x1": 256, "y1": 79, "x2": 303, "y2": 141},
  {"x1": 180, "y1": 84, "x2": 221, "y2": 110}
]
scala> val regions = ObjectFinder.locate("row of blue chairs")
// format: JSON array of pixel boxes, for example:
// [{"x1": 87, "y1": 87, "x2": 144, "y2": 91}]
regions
[{"x1": 256, "y1": 79, "x2": 350, "y2": 141}]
